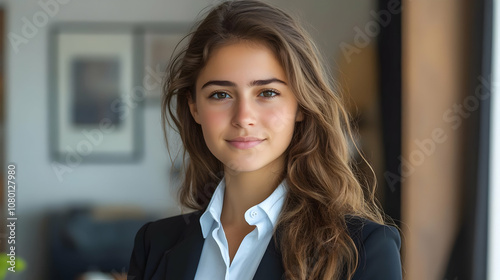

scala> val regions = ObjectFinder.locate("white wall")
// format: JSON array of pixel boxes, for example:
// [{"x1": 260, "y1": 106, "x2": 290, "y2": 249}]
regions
[{"x1": 4, "y1": 0, "x2": 375, "y2": 279}]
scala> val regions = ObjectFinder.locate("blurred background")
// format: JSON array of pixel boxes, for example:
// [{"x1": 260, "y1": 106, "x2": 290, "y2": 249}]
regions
[{"x1": 0, "y1": 0, "x2": 497, "y2": 279}]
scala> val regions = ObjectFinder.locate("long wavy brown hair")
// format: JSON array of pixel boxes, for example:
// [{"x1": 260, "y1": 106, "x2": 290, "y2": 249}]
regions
[{"x1": 161, "y1": 1, "x2": 386, "y2": 279}]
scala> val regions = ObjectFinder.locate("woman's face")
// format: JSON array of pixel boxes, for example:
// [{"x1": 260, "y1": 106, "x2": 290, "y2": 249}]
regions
[{"x1": 189, "y1": 41, "x2": 303, "y2": 174}]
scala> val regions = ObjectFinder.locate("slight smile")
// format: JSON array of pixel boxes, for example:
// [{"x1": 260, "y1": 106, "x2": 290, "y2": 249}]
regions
[{"x1": 226, "y1": 137, "x2": 265, "y2": 149}]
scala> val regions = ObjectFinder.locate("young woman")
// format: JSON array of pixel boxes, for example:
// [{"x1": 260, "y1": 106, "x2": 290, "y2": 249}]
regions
[{"x1": 128, "y1": 1, "x2": 402, "y2": 279}]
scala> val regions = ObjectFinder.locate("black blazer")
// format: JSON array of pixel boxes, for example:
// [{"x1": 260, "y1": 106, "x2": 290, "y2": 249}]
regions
[{"x1": 128, "y1": 211, "x2": 402, "y2": 280}]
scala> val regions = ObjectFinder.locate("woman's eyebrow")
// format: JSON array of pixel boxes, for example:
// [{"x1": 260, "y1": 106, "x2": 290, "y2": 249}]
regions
[
  {"x1": 249, "y1": 78, "x2": 287, "y2": 86},
  {"x1": 201, "y1": 78, "x2": 287, "y2": 89},
  {"x1": 201, "y1": 80, "x2": 236, "y2": 89}
]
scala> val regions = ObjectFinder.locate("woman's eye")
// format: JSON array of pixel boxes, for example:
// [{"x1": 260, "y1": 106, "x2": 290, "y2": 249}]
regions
[
  {"x1": 210, "y1": 91, "x2": 231, "y2": 99},
  {"x1": 259, "y1": 90, "x2": 279, "y2": 98}
]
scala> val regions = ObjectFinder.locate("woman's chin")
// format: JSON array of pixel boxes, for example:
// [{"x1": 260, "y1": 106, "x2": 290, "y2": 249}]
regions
[{"x1": 223, "y1": 161, "x2": 263, "y2": 175}]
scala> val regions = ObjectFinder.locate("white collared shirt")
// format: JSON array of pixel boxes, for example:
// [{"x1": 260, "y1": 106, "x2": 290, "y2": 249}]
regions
[{"x1": 193, "y1": 178, "x2": 287, "y2": 280}]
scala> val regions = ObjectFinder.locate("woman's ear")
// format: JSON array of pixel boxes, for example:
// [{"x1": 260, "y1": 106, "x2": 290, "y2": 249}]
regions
[{"x1": 188, "y1": 93, "x2": 201, "y2": 124}]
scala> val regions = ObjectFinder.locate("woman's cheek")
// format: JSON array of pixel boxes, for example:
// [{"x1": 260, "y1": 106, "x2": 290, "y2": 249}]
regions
[
  {"x1": 201, "y1": 108, "x2": 229, "y2": 128},
  {"x1": 265, "y1": 107, "x2": 296, "y2": 135}
]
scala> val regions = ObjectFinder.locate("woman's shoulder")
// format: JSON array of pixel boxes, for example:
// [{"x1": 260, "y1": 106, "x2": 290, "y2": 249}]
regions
[
  {"x1": 345, "y1": 215, "x2": 402, "y2": 280},
  {"x1": 135, "y1": 210, "x2": 203, "y2": 246},
  {"x1": 128, "y1": 211, "x2": 204, "y2": 278},
  {"x1": 345, "y1": 215, "x2": 401, "y2": 245},
  {"x1": 143, "y1": 210, "x2": 202, "y2": 233}
]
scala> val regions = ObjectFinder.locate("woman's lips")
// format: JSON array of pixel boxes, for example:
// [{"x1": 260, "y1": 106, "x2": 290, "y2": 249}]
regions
[{"x1": 226, "y1": 137, "x2": 265, "y2": 149}]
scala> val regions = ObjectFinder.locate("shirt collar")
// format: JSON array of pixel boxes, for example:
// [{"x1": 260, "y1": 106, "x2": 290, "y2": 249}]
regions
[
  {"x1": 199, "y1": 177, "x2": 287, "y2": 239},
  {"x1": 199, "y1": 178, "x2": 226, "y2": 238},
  {"x1": 254, "y1": 180, "x2": 286, "y2": 228}
]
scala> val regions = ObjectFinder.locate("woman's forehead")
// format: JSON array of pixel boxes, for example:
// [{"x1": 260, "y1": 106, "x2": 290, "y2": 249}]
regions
[{"x1": 195, "y1": 41, "x2": 288, "y2": 89}]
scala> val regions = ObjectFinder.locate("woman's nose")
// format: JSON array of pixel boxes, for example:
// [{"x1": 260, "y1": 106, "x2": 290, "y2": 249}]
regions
[{"x1": 231, "y1": 97, "x2": 256, "y2": 128}]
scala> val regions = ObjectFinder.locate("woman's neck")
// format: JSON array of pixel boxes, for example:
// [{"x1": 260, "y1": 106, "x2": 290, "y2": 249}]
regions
[{"x1": 220, "y1": 156, "x2": 284, "y2": 227}]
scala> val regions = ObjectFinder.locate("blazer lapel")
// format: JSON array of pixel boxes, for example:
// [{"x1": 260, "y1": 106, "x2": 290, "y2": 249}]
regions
[
  {"x1": 164, "y1": 225, "x2": 205, "y2": 280},
  {"x1": 253, "y1": 235, "x2": 285, "y2": 280}
]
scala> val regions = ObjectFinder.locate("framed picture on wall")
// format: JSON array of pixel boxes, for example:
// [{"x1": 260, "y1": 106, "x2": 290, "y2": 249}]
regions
[
  {"x1": 49, "y1": 23, "x2": 144, "y2": 163},
  {"x1": 142, "y1": 24, "x2": 189, "y2": 101}
]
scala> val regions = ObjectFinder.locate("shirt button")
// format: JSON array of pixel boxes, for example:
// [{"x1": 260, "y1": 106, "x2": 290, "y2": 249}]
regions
[{"x1": 250, "y1": 211, "x2": 258, "y2": 218}]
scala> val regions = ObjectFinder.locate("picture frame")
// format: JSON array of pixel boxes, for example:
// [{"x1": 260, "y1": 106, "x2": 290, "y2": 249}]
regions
[{"x1": 49, "y1": 23, "x2": 144, "y2": 163}]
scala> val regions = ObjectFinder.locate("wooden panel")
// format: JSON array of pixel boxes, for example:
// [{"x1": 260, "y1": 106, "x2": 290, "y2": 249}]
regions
[{"x1": 402, "y1": 0, "x2": 467, "y2": 279}]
